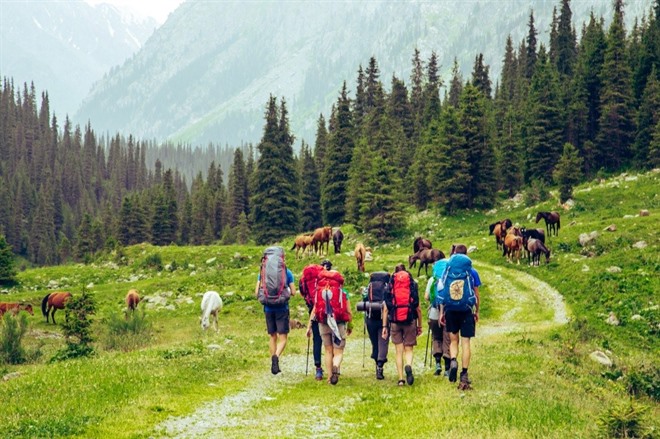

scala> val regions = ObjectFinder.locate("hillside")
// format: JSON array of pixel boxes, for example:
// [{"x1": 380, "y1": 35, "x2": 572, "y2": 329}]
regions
[
  {"x1": 75, "y1": 0, "x2": 650, "y2": 147},
  {"x1": 0, "y1": 170, "x2": 657, "y2": 438}
]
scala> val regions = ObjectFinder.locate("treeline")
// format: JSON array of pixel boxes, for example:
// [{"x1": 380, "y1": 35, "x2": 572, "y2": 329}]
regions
[{"x1": 1, "y1": 0, "x2": 659, "y2": 263}]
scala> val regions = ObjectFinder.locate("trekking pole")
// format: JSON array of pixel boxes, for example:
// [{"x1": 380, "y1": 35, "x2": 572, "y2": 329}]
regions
[
  {"x1": 424, "y1": 326, "x2": 431, "y2": 368},
  {"x1": 306, "y1": 335, "x2": 310, "y2": 376},
  {"x1": 362, "y1": 317, "x2": 366, "y2": 369}
]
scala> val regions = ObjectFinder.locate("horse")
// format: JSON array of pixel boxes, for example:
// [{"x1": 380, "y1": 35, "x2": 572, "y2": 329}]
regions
[
  {"x1": 332, "y1": 229, "x2": 344, "y2": 254},
  {"x1": 312, "y1": 226, "x2": 332, "y2": 256},
  {"x1": 527, "y1": 238, "x2": 551, "y2": 266},
  {"x1": 354, "y1": 242, "x2": 366, "y2": 272},
  {"x1": 413, "y1": 237, "x2": 432, "y2": 255},
  {"x1": 291, "y1": 233, "x2": 313, "y2": 259},
  {"x1": 200, "y1": 291, "x2": 223, "y2": 332},
  {"x1": 125, "y1": 289, "x2": 140, "y2": 313},
  {"x1": 408, "y1": 248, "x2": 444, "y2": 277},
  {"x1": 503, "y1": 227, "x2": 523, "y2": 264},
  {"x1": 521, "y1": 227, "x2": 545, "y2": 260},
  {"x1": 536, "y1": 211, "x2": 561, "y2": 236},
  {"x1": 489, "y1": 219, "x2": 512, "y2": 250},
  {"x1": 0, "y1": 302, "x2": 34, "y2": 317},
  {"x1": 41, "y1": 292, "x2": 72, "y2": 324}
]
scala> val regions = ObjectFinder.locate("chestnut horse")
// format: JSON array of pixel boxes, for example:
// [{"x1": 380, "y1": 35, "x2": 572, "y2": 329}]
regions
[
  {"x1": 408, "y1": 248, "x2": 445, "y2": 277},
  {"x1": 503, "y1": 227, "x2": 523, "y2": 264},
  {"x1": 312, "y1": 226, "x2": 332, "y2": 256},
  {"x1": 489, "y1": 218, "x2": 512, "y2": 250},
  {"x1": 354, "y1": 242, "x2": 366, "y2": 272},
  {"x1": 527, "y1": 238, "x2": 551, "y2": 266},
  {"x1": 536, "y1": 211, "x2": 561, "y2": 236},
  {"x1": 125, "y1": 289, "x2": 140, "y2": 312},
  {"x1": 0, "y1": 302, "x2": 34, "y2": 317},
  {"x1": 291, "y1": 233, "x2": 313, "y2": 259},
  {"x1": 332, "y1": 229, "x2": 344, "y2": 254},
  {"x1": 41, "y1": 291, "x2": 72, "y2": 324}
]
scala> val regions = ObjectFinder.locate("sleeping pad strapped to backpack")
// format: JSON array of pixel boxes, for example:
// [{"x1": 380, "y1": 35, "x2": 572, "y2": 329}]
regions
[
  {"x1": 315, "y1": 269, "x2": 351, "y2": 324},
  {"x1": 300, "y1": 264, "x2": 324, "y2": 310},
  {"x1": 390, "y1": 271, "x2": 415, "y2": 324},
  {"x1": 439, "y1": 254, "x2": 476, "y2": 311},
  {"x1": 257, "y1": 246, "x2": 291, "y2": 306}
]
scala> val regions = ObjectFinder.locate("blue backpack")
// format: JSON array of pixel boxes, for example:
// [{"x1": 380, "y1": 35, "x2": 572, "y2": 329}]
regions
[
  {"x1": 439, "y1": 254, "x2": 476, "y2": 311},
  {"x1": 430, "y1": 259, "x2": 448, "y2": 307}
]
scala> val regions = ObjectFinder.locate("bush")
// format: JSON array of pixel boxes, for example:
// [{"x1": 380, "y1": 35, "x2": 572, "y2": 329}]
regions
[
  {"x1": 598, "y1": 400, "x2": 653, "y2": 438},
  {"x1": 102, "y1": 308, "x2": 152, "y2": 351},
  {"x1": 627, "y1": 364, "x2": 660, "y2": 402},
  {"x1": 0, "y1": 313, "x2": 28, "y2": 364},
  {"x1": 523, "y1": 179, "x2": 550, "y2": 207},
  {"x1": 51, "y1": 290, "x2": 96, "y2": 362},
  {"x1": 142, "y1": 253, "x2": 163, "y2": 271}
]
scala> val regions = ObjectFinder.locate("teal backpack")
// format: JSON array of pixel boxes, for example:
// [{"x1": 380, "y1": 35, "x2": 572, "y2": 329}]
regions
[
  {"x1": 430, "y1": 259, "x2": 448, "y2": 307},
  {"x1": 439, "y1": 254, "x2": 476, "y2": 311}
]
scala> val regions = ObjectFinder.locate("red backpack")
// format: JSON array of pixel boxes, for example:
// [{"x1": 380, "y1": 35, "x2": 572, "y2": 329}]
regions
[
  {"x1": 299, "y1": 264, "x2": 324, "y2": 308},
  {"x1": 314, "y1": 269, "x2": 352, "y2": 324},
  {"x1": 391, "y1": 271, "x2": 414, "y2": 323}
]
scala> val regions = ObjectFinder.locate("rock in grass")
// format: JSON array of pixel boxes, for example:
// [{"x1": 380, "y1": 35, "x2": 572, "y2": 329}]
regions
[
  {"x1": 589, "y1": 351, "x2": 613, "y2": 367},
  {"x1": 606, "y1": 266, "x2": 622, "y2": 273},
  {"x1": 2, "y1": 372, "x2": 21, "y2": 381},
  {"x1": 632, "y1": 241, "x2": 647, "y2": 249},
  {"x1": 579, "y1": 231, "x2": 598, "y2": 247},
  {"x1": 604, "y1": 224, "x2": 617, "y2": 232},
  {"x1": 468, "y1": 246, "x2": 477, "y2": 254},
  {"x1": 606, "y1": 312, "x2": 620, "y2": 326},
  {"x1": 640, "y1": 209, "x2": 650, "y2": 216}
]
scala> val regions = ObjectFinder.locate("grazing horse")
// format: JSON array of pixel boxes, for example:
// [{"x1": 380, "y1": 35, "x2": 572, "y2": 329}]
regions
[
  {"x1": 41, "y1": 291, "x2": 72, "y2": 324},
  {"x1": 521, "y1": 227, "x2": 546, "y2": 260},
  {"x1": 0, "y1": 302, "x2": 34, "y2": 317},
  {"x1": 536, "y1": 211, "x2": 561, "y2": 236},
  {"x1": 312, "y1": 226, "x2": 333, "y2": 256},
  {"x1": 291, "y1": 233, "x2": 313, "y2": 259},
  {"x1": 354, "y1": 243, "x2": 366, "y2": 272},
  {"x1": 409, "y1": 248, "x2": 445, "y2": 277},
  {"x1": 200, "y1": 291, "x2": 223, "y2": 332},
  {"x1": 332, "y1": 229, "x2": 344, "y2": 254},
  {"x1": 413, "y1": 237, "x2": 433, "y2": 254},
  {"x1": 527, "y1": 238, "x2": 551, "y2": 266},
  {"x1": 125, "y1": 289, "x2": 140, "y2": 313},
  {"x1": 503, "y1": 227, "x2": 523, "y2": 264}
]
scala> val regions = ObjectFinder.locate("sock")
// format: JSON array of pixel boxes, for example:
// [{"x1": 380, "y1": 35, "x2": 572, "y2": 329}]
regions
[
  {"x1": 461, "y1": 368, "x2": 468, "y2": 375},
  {"x1": 444, "y1": 358, "x2": 451, "y2": 369}
]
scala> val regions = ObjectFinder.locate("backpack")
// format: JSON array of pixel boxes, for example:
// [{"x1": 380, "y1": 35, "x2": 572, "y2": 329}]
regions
[
  {"x1": 366, "y1": 271, "x2": 390, "y2": 319},
  {"x1": 439, "y1": 254, "x2": 476, "y2": 311},
  {"x1": 299, "y1": 264, "x2": 324, "y2": 308},
  {"x1": 315, "y1": 270, "x2": 351, "y2": 324},
  {"x1": 430, "y1": 259, "x2": 449, "y2": 307},
  {"x1": 390, "y1": 271, "x2": 415, "y2": 324},
  {"x1": 257, "y1": 247, "x2": 291, "y2": 306}
]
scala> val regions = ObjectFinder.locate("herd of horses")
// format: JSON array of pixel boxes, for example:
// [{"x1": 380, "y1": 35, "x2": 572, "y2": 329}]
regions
[
  {"x1": 488, "y1": 211, "x2": 559, "y2": 265},
  {"x1": 291, "y1": 226, "x2": 344, "y2": 259}
]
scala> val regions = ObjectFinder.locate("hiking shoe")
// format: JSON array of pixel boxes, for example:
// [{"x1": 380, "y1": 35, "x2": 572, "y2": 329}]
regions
[
  {"x1": 376, "y1": 366, "x2": 384, "y2": 380},
  {"x1": 330, "y1": 366, "x2": 339, "y2": 385},
  {"x1": 458, "y1": 372, "x2": 472, "y2": 390},
  {"x1": 444, "y1": 370, "x2": 449, "y2": 378},
  {"x1": 448, "y1": 359, "x2": 458, "y2": 383},
  {"x1": 434, "y1": 362, "x2": 442, "y2": 376},
  {"x1": 405, "y1": 365, "x2": 414, "y2": 385},
  {"x1": 315, "y1": 367, "x2": 323, "y2": 381},
  {"x1": 271, "y1": 355, "x2": 280, "y2": 375}
]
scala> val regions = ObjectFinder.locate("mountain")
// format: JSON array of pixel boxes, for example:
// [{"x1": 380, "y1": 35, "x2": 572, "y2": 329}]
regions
[
  {"x1": 76, "y1": 0, "x2": 650, "y2": 147},
  {"x1": 0, "y1": 1, "x2": 157, "y2": 118}
]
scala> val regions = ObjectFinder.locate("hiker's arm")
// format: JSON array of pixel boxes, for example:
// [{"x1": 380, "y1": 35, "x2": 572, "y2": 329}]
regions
[
  {"x1": 424, "y1": 277, "x2": 433, "y2": 302},
  {"x1": 416, "y1": 305, "x2": 423, "y2": 336},
  {"x1": 289, "y1": 282, "x2": 296, "y2": 297},
  {"x1": 473, "y1": 286, "x2": 480, "y2": 323},
  {"x1": 439, "y1": 304, "x2": 446, "y2": 326},
  {"x1": 381, "y1": 305, "x2": 388, "y2": 339},
  {"x1": 254, "y1": 280, "x2": 260, "y2": 298}
]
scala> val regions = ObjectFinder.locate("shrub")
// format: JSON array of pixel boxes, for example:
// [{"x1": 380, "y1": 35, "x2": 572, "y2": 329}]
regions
[
  {"x1": 51, "y1": 290, "x2": 96, "y2": 362},
  {"x1": 598, "y1": 400, "x2": 653, "y2": 438},
  {"x1": 0, "y1": 313, "x2": 28, "y2": 364},
  {"x1": 523, "y1": 179, "x2": 550, "y2": 207},
  {"x1": 142, "y1": 253, "x2": 163, "y2": 271},
  {"x1": 102, "y1": 308, "x2": 152, "y2": 351},
  {"x1": 627, "y1": 364, "x2": 660, "y2": 402}
]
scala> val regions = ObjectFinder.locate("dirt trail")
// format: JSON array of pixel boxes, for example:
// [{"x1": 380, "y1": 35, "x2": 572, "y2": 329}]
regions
[{"x1": 155, "y1": 263, "x2": 569, "y2": 438}]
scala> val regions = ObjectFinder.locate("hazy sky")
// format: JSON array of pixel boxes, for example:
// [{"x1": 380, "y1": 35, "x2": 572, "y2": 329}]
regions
[{"x1": 85, "y1": 0, "x2": 185, "y2": 24}]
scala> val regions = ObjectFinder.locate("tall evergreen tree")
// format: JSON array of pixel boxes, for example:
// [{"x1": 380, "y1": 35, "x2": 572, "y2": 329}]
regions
[
  {"x1": 151, "y1": 169, "x2": 178, "y2": 245},
  {"x1": 345, "y1": 137, "x2": 372, "y2": 226},
  {"x1": 298, "y1": 142, "x2": 322, "y2": 231},
  {"x1": 0, "y1": 234, "x2": 16, "y2": 284},
  {"x1": 553, "y1": 143, "x2": 584, "y2": 203},
  {"x1": 526, "y1": 11, "x2": 538, "y2": 79},
  {"x1": 555, "y1": 0, "x2": 578, "y2": 77},
  {"x1": 313, "y1": 114, "x2": 328, "y2": 174},
  {"x1": 500, "y1": 35, "x2": 518, "y2": 102},
  {"x1": 448, "y1": 58, "x2": 463, "y2": 108},
  {"x1": 633, "y1": 67, "x2": 660, "y2": 167},
  {"x1": 471, "y1": 53, "x2": 492, "y2": 98},
  {"x1": 423, "y1": 51, "x2": 442, "y2": 122},
  {"x1": 75, "y1": 213, "x2": 94, "y2": 261},
  {"x1": 228, "y1": 148, "x2": 249, "y2": 228}
]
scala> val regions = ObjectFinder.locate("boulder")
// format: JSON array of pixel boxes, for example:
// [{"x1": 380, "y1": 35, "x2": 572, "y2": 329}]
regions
[
  {"x1": 579, "y1": 231, "x2": 598, "y2": 247},
  {"x1": 589, "y1": 351, "x2": 613, "y2": 367},
  {"x1": 467, "y1": 246, "x2": 478, "y2": 254},
  {"x1": 2, "y1": 372, "x2": 21, "y2": 381},
  {"x1": 640, "y1": 209, "x2": 650, "y2": 217},
  {"x1": 606, "y1": 312, "x2": 620, "y2": 326},
  {"x1": 633, "y1": 241, "x2": 647, "y2": 249},
  {"x1": 206, "y1": 257, "x2": 217, "y2": 264},
  {"x1": 604, "y1": 224, "x2": 617, "y2": 232},
  {"x1": 631, "y1": 314, "x2": 643, "y2": 321},
  {"x1": 606, "y1": 266, "x2": 622, "y2": 273}
]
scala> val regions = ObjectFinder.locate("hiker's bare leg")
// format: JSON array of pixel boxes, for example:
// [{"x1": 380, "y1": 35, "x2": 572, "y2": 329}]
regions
[
  {"x1": 395, "y1": 343, "x2": 404, "y2": 380},
  {"x1": 461, "y1": 336, "x2": 471, "y2": 368},
  {"x1": 449, "y1": 332, "x2": 459, "y2": 359},
  {"x1": 404, "y1": 345, "x2": 414, "y2": 367},
  {"x1": 269, "y1": 334, "x2": 277, "y2": 356},
  {"x1": 275, "y1": 333, "x2": 288, "y2": 357},
  {"x1": 332, "y1": 347, "x2": 344, "y2": 369},
  {"x1": 324, "y1": 345, "x2": 334, "y2": 375}
]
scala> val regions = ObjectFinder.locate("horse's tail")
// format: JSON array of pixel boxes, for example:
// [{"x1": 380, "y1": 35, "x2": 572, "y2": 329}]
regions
[
  {"x1": 488, "y1": 223, "x2": 496, "y2": 235},
  {"x1": 41, "y1": 293, "x2": 50, "y2": 317},
  {"x1": 557, "y1": 217, "x2": 561, "y2": 230},
  {"x1": 290, "y1": 242, "x2": 296, "y2": 251}
]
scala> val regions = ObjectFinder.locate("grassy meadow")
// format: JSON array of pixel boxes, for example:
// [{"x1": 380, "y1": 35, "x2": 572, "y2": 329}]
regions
[{"x1": 1, "y1": 170, "x2": 658, "y2": 438}]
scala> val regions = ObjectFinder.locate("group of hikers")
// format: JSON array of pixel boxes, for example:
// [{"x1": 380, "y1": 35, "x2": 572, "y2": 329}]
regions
[{"x1": 255, "y1": 243, "x2": 480, "y2": 390}]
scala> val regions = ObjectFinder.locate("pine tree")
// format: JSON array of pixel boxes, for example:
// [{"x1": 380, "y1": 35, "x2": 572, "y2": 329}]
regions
[
  {"x1": 75, "y1": 213, "x2": 94, "y2": 262},
  {"x1": 179, "y1": 194, "x2": 192, "y2": 244},
  {"x1": 526, "y1": 11, "x2": 538, "y2": 79},
  {"x1": 471, "y1": 53, "x2": 492, "y2": 98},
  {"x1": 345, "y1": 137, "x2": 372, "y2": 226},
  {"x1": 359, "y1": 151, "x2": 403, "y2": 240},
  {"x1": 555, "y1": 0, "x2": 578, "y2": 77},
  {"x1": 228, "y1": 148, "x2": 249, "y2": 228},
  {"x1": 313, "y1": 114, "x2": 328, "y2": 175},
  {"x1": 388, "y1": 75, "x2": 414, "y2": 140},
  {"x1": 497, "y1": 107, "x2": 524, "y2": 197},
  {"x1": 649, "y1": 118, "x2": 660, "y2": 167},
  {"x1": 423, "y1": 51, "x2": 442, "y2": 122},
  {"x1": 410, "y1": 48, "x2": 425, "y2": 133},
  {"x1": 448, "y1": 58, "x2": 463, "y2": 108},
  {"x1": 0, "y1": 234, "x2": 16, "y2": 284},
  {"x1": 354, "y1": 65, "x2": 367, "y2": 131},
  {"x1": 298, "y1": 142, "x2": 322, "y2": 231},
  {"x1": 633, "y1": 67, "x2": 660, "y2": 167},
  {"x1": 500, "y1": 35, "x2": 518, "y2": 103},
  {"x1": 553, "y1": 143, "x2": 584, "y2": 203}
]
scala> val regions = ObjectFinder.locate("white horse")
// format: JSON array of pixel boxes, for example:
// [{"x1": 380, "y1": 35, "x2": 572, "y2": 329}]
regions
[{"x1": 200, "y1": 291, "x2": 223, "y2": 332}]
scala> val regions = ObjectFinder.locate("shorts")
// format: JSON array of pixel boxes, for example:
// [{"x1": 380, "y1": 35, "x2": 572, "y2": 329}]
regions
[
  {"x1": 265, "y1": 309, "x2": 290, "y2": 335},
  {"x1": 390, "y1": 322, "x2": 417, "y2": 346},
  {"x1": 319, "y1": 322, "x2": 347, "y2": 349},
  {"x1": 445, "y1": 309, "x2": 475, "y2": 338}
]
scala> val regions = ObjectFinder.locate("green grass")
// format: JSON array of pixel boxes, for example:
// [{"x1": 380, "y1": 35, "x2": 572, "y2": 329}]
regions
[{"x1": 0, "y1": 170, "x2": 658, "y2": 438}]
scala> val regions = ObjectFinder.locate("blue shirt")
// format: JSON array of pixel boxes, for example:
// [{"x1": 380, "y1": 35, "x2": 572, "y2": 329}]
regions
[{"x1": 259, "y1": 269, "x2": 294, "y2": 312}]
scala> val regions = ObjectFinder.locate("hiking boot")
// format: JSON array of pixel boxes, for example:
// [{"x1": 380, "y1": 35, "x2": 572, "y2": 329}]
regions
[
  {"x1": 434, "y1": 362, "x2": 442, "y2": 376},
  {"x1": 458, "y1": 371, "x2": 472, "y2": 390},
  {"x1": 405, "y1": 365, "x2": 414, "y2": 385},
  {"x1": 448, "y1": 359, "x2": 458, "y2": 383},
  {"x1": 376, "y1": 366, "x2": 384, "y2": 380},
  {"x1": 315, "y1": 367, "x2": 323, "y2": 381},
  {"x1": 330, "y1": 366, "x2": 339, "y2": 385},
  {"x1": 271, "y1": 355, "x2": 280, "y2": 375}
]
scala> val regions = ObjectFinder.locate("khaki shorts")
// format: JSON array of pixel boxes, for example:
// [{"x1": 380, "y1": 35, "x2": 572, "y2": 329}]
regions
[
  {"x1": 390, "y1": 322, "x2": 417, "y2": 346},
  {"x1": 319, "y1": 322, "x2": 347, "y2": 349}
]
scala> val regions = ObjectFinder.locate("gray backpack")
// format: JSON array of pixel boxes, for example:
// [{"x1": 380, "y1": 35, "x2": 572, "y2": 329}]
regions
[{"x1": 257, "y1": 246, "x2": 291, "y2": 306}]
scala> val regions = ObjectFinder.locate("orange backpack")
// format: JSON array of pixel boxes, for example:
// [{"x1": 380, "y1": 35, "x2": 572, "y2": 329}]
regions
[{"x1": 391, "y1": 271, "x2": 414, "y2": 323}]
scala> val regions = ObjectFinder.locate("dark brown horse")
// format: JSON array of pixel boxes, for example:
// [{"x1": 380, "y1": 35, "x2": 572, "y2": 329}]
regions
[
  {"x1": 408, "y1": 248, "x2": 444, "y2": 277},
  {"x1": 521, "y1": 227, "x2": 546, "y2": 260},
  {"x1": 332, "y1": 229, "x2": 344, "y2": 254},
  {"x1": 489, "y1": 219, "x2": 512, "y2": 249},
  {"x1": 413, "y1": 237, "x2": 432, "y2": 254},
  {"x1": 41, "y1": 292, "x2": 72, "y2": 324},
  {"x1": 0, "y1": 302, "x2": 34, "y2": 317},
  {"x1": 536, "y1": 212, "x2": 561, "y2": 236},
  {"x1": 312, "y1": 226, "x2": 332, "y2": 256},
  {"x1": 527, "y1": 238, "x2": 551, "y2": 266}
]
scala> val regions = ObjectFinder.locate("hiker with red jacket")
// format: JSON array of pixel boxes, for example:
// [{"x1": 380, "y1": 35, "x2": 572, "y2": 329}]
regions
[
  {"x1": 255, "y1": 247, "x2": 297, "y2": 375},
  {"x1": 382, "y1": 263, "x2": 422, "y2": 386},
  {"x1": 306, "y1": 260, "x2": 352, "y2": 385},
  {"x1": 299, "y1": 260, "x2": 328, "y2": 380}
]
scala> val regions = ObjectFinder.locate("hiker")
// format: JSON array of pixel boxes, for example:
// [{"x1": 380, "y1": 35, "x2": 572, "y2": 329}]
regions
[
  {"x1": 425, "y1": 255, "x2": 451, "y2": 376},
  {"x1": 439, "y1": 244, "x2": 481, "y2": 390},
  {"x1": 382, "y1": 263, "x2": 422, "y2": 386},
  {"x1": 299, "y1": 260, "x2": 327, "y2": 380},
  {"x1": 255, "y1": 246, "x2": 297, "y2": 375},
  {"x1": 306, "y1": 260, "x2": 352, "y2": 385},
  {"x1": 360, "y1": 271, "x2": 390, "y2": 380}
]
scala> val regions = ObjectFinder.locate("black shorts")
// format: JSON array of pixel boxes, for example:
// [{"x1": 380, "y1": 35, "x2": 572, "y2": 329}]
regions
[
  {"x1": 265, "y1": 309, "x2": 290, "y2": 334},
  {"x1": 445, "y1": 309, "x2": 475, "y2": 338}
]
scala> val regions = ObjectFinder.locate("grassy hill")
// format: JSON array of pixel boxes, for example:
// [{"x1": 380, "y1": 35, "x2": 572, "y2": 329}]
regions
[{"x1": 1, "y1": 170, "x2": 658, "y2": 438}]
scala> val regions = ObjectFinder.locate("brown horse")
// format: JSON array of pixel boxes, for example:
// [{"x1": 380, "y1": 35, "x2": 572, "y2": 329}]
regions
[
  {"x1": 354, "y1": 242, "x2": 366, "y2": 272},
  {"x1": 408, "y1": 248, "x2": 445, "y2": 277},
  {"x1": 527, "y1": 238, "x2": 551, "y2": 266},
  {"x1": 536, "y1": 211, "x2": 561, "y2": 236},
  {"x1": 126, "y1": 289, "x2": 140, "y2": 312},
  {"x1": 332, "y1": 229, "x2": 344, "y2": 254},
  {"x1": 503, "y1": 230, "x2": 523, "y2": 264},
  {"x1": 0, "y1": 302, "x2": 34, "y2": 317},
  {"x1": 41, "y1": 291, "x2": 72, "y2": 324},
  {"x1": 291, "y1": 233, "x2": 313, "y2": 259},
  {"x1": 312, "y1": 226, "x2": 332, "y2": 256},
  {"x1": 413, "y1": 237, "x2": 432, "y2": 254},
  {"x1": 489, "y1": 219, "x2": 512, "y2": 249}
]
